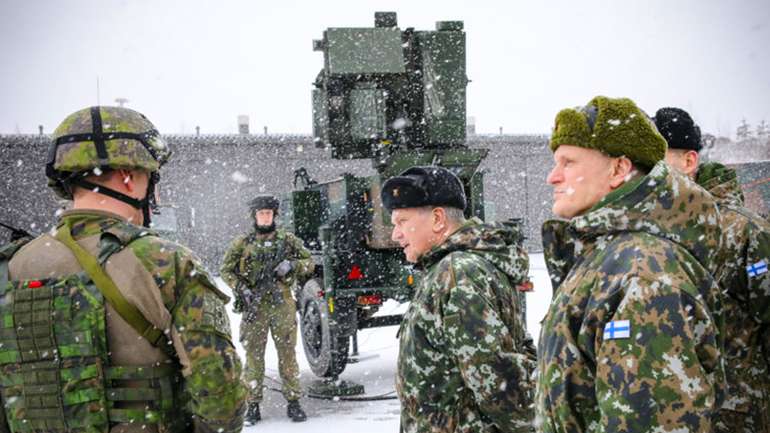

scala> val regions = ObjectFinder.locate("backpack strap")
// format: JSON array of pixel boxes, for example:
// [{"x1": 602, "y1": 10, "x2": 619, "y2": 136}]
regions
[{"x1": 55, "y1": 219, "x2": 167, "y2": 347}]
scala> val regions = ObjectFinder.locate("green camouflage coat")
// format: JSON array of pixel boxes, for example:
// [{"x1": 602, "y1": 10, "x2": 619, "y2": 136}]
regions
[
  {"x1": 397, "y1": 218, "x2": 535, "y2": 433},
  {"x1": 537, "y1": 162, "x2": 726, "y2": 433},
  {"x1": 696, "y1": 162, "x2": 770, "y2": 431}
]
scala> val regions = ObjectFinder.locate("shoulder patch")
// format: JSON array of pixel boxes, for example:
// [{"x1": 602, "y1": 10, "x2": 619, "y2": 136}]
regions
[
  {"x1": 603, "y1": 320, "x2": 631, "y2": 340},
  {"x1": 747, "y1": 260, "x2": 768, "y2": 278},
  {"x1": 201, "y1": 290, "x2": 232, "y2": 336}
]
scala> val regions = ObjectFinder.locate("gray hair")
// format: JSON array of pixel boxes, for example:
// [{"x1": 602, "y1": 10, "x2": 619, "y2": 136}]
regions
[
  {"x1": 441, "y1": 206, "x2": 466, "y2": 224},
  {"x1": 417, "y1": 206, "x2": 466, "y2": 224}
]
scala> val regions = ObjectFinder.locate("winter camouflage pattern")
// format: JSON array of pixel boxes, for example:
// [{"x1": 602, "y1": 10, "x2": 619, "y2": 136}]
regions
[
  {"x1": 4, "y1": 211, "x2": 247, "y2": 433},
  {"x1": 397, "y1": 218, "x2": 535, "y2": 433},
  {"x1": 51, "y1": 106, "x2": 171, "y2": 175},
  {"x1": 696, "y1": 162, "x2": 770, "y2": 432},
  {"x1": 537, "y1": 161, "x2": 726, "y2": 433},
  {"x1": 220, "y1": 228, "x2": 314, "y2": 403}
]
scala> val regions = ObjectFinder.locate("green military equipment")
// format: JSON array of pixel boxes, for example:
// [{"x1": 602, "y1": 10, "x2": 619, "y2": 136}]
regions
[
  {"x1": 312, "y1": 11, "x2": 468, "y2": 159},
  {"x1": 281, "y1": 12, "x2": 498, "y2": 381},
  {"x1": 0, "y1": 223, "x2": 184, "y2": 433}
]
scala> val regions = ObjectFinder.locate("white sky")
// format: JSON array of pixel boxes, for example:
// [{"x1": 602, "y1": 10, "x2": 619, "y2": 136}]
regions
[{"x1": 1, "y1": 0, "x2": 768, "y2": 137}]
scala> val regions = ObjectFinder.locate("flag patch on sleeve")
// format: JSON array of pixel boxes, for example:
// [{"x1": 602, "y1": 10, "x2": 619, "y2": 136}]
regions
[
  {"x1": 603, "y1": 320, "x2": 631, "y2": 340},
  {"x1": 747, "y1": 260, "x2": 768, "y2": 278}
]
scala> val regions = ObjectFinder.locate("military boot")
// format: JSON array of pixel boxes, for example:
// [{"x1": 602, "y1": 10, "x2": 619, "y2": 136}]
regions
[
  {"x1": 245, "y1": 401, "x2": 261, "y2": 425},
  {"x1": 287, "y1": 400, "x2": 307, "y2": 422}
]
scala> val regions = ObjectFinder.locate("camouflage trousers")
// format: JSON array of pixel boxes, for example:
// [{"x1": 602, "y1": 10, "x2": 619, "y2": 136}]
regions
[{"x1": 240, "y1": 296, "x2": 302, "y2": 403}]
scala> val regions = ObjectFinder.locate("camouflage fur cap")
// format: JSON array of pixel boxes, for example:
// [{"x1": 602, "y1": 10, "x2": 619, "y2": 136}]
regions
[
  {"x1": 49, "y1": 106, "x2": 171, "y2": 198},
  {"x1": 550, "y1": 96, "x2": 667, "y2": 171}
]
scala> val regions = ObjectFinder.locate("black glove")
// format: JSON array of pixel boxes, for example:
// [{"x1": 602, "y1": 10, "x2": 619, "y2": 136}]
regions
[{"x1": 233, "y1": 297, "x2": 245, "y2": 313}]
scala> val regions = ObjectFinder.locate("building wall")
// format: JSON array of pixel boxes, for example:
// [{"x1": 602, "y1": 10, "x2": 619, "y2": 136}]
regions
[{"x1": 4, "y1": 134, "x2": 768, "y2": 271}]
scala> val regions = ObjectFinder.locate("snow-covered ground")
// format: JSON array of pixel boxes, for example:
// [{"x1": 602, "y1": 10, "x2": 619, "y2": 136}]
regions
[{"x1": 217, "y1": 253, "x2": 553, "y2": 432}]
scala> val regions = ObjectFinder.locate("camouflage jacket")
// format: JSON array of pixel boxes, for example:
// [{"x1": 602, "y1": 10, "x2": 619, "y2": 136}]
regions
[
  {"x1": 397, "y1": 218, "x2": 535, "y2": 433},
  {"x1": 7, "y1": 210, "x2": 246, "y2": 433},
  {"x1": 696, "y1": 162, "x2": 770, "y2": 416},
  {"x1": 220, "y1": 228, "x2": 314, "y2": 309},
  {"x1": 537, "y1": 162, "x2": 726, "y2": 433}
]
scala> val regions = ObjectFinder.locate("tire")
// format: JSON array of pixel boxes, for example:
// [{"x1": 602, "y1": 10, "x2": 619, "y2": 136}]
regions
[{"x1": 298, "y1": 279, "x2": 349, "y2": 378}]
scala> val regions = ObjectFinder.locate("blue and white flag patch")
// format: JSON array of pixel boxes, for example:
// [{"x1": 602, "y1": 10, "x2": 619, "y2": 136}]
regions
[
  {"x1": 747, "y1": 260, "x2": 768, "y2": 278},
  {"x1": 603, "y1": 320, "x2": 631, "y2": 340}
]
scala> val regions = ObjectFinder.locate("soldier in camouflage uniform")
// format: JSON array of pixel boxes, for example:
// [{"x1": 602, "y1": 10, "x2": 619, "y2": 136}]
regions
[
  {"x1": 0, "y1": 106, "x2": 246, "y2": 433},
  {"x1": 220, "y1": 195, "x2": 314, "y2": 424},
  {"x1": 537, "y1": 96, "x2": 726, "y2": 432},
  {"x1": 657, "y1": 107, "x2": 770, "y2": 432},
  {"x1": 381, "y1": 166, "x2": 536, "y2": 433}
]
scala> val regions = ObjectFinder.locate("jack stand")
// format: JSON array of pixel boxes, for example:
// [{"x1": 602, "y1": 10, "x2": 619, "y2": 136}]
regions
[
  {"x1": 307, "y1": 376, "x2": 365, "y2": 397},
  {"x1": 348, "y1": 334, "x2": 360, "y2": 363},
  {"x1": 348, "y1": 333, "x2": 380, "y2": 364}
]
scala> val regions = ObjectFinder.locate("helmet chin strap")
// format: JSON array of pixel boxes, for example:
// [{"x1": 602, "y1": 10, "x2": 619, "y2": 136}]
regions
[{"x1": 71, "y1": 177, "x2": 157, "y2": 228}]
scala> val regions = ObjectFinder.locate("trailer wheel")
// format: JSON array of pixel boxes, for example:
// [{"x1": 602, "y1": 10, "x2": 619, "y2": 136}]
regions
[{"x1": 299, "y1": 279, "x2": 349, "y2": 378}]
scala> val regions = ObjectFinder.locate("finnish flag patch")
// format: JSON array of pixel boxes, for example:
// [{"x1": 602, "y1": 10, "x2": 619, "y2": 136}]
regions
[
  {"x1": 603, "y1": 320, "x2": 631, "y2": 340},
  {"x1": 747, "y1": 260, "x2": 768, "y2": 278}
]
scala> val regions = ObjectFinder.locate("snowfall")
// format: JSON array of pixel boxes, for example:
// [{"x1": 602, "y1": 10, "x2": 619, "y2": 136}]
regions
[{"x1": 216, "y1": 253, "x2": 553, "y2": 432}]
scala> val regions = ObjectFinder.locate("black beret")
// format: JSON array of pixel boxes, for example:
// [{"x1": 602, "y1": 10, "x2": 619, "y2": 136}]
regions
[
  {"x1": 249, "y1": 195, "x2": 279, "y2": 212},
  {"x1": 654, "y1": 107, "x2": 702, "y2": 152},
  {"x1": 381, "y1": 166, "x2": 466, "y2": 211}
]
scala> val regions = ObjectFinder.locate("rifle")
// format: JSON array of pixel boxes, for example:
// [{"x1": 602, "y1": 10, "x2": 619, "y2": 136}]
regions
[
  {"x1": 0, "y1": 222, "x2": 35, "y2": 242},
  {"x1": 237, "y1": 236, "x2": 288, "y2": 322}
]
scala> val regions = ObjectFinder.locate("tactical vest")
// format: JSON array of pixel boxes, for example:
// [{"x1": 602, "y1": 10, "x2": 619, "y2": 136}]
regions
[
  {"x1": 236, "y1": 232, "x2": 287, "y2": 305},
  {"x1": 238, "y1": 232, "x2": 286, "y2": 285},
  {"x1": 0, "y1": 220, "x2": 185, "y2": 433}
]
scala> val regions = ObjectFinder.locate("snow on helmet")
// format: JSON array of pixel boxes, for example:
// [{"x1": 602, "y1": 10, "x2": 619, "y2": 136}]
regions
[{"x1": 47, "y1": 106, "x2": 171, "y2": 199}]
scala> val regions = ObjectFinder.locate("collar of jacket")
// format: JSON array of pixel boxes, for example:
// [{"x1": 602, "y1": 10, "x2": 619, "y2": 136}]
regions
[
  {"x1": 695, "y1": 161, "x2": 744, "y2": 207},
  {"x1": 414, "y1": 216, "x2": 527, "y2": 280},
  {"x1": 416, "y1": 218, "x2": 480, "y2": 270},
  {"x1": 58, "y1": 209, "x2": 158, "y2": 248},
  {"x1": 543, "y1": 160, "x2": 723, "y2": 280}
]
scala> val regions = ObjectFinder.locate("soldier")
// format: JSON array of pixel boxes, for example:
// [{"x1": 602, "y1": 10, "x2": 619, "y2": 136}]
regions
[
  {"x1": 220, "y1": 195, "x2": 314, "y2": 424},
  {"x1": 537, "y1": 96, "x2": 726, "y2": 432},
  {"x1": 382, "y1": 166, "x2": 536, "y2": 433},
  {"x1": 0, "y1": 106, "x2": 246, "y2": 433},
  {"x1": 657, "y1": 106, "x2": 770, "y2": 432}
]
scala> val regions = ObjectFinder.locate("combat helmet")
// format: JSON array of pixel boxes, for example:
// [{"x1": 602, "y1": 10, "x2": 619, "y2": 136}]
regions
[
  {"x1": 249, "y1": 195, "x2": 280, "y2": 214},
  {"x1": 47, "y1": 106, "x2": 171, "y2": 226}
]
